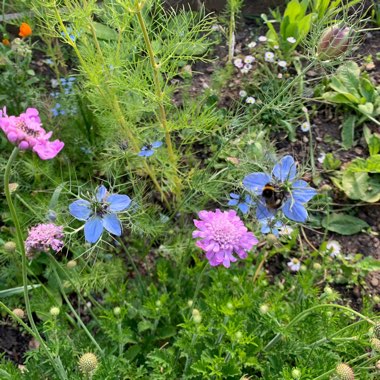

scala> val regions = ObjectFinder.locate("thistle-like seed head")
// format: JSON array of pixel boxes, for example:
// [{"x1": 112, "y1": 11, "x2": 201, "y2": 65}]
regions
[
  {"x1": 371, "y1": 337, "x2": 380, "y2": 352},
  {"x1": 317, "y1": 25, "x2": 351, "y2": 60},
  {"x1": 4, "y1": 241, "x2": 17, "y2": 252},
  {"x1": 79, "y1": 352, "x2": 98, "y2": 374},
  {"x1": 12, "y1": 308, "x2": 25, "y2": 319},
  {"x1": 336, "y1": 363, "x2": 354, "y2": 380}
]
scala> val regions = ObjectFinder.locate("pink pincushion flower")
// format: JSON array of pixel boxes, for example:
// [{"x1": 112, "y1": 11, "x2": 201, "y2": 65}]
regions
[
  {"x1": 193, "y1": 209, "x2": 258, "y2": 268},
  {"x1": 0, "y1": 107, "x2": 64, "y2": 160},
  {"x1": 25, "y1": 223, "x2": 64, "y2": 258}
]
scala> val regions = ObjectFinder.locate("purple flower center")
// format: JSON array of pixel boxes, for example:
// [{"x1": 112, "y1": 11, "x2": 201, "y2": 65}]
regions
[{"x1": 210, "y1": 219, "x2": 238, "y2": 246}]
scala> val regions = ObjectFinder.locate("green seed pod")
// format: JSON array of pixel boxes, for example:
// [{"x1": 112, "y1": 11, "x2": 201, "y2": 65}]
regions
[
  {"x1": 317, "y1": 25, "x2": 351, "y2": 60},
  {"x1": 336, "y1": 363, "x2": 354, "y2": 380},
  {"x1": 79, "y1": 352, "x2": 98, "y2": 375}
]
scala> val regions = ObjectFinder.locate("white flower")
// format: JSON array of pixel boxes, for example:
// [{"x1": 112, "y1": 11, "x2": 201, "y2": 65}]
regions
[
  {"x1": 274, "y1": 45, "x2": 279, "y2": 50},
  {"x1": 287, "y1": 258, "x2": 301, "y2": 272},
  {"x1": 279, "y1": 225, "x2": 294, "y2": 237},
  {"x1": 244, "y1": 55, "x2": 255, "y2": 64},
  {"x1": 264, "y1": 52, "x2": 275, "y2": 62},
  {"x1": 300, "y1": 122, "x2": 311, "y2": 132},
  {"x1": 317, "y1": 152, "x2": 326, "y2": 164},
  {"x1": 243, "y1": 63, "x2": 252, "y2": 70},
  {"x1": 234, "y1": 58, "x2": 243, "y2": 68},
  {"x1": 278, "y1": 60, "x2": 287, "y2": 68},
  {"x1": 239, "y1": 90, "x2": 247, "y2": 98},
  {"x1": 287, "y1": 36, "x2": 296, "y2": 44},
  {"x1": 241, "y1": 67, "x2": 250, "y2": 74},
  {"x1": 246, "y1": 96, "x2": 256, "y2": 104},
  {"x1": 326, "y1": 240, "x2": 341, "y2": 258},
  {"x1": 277, "y1": 73, "x2": 283, "y2": 79},
  {"x1": 258, "y1": 36, "x2": 267, "y2": 42},
  {"x1": 248, "y1": 41, "x2": 257, "y2": 48}
]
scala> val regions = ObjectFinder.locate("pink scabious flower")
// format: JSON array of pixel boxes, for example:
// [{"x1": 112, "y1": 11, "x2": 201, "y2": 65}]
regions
[
  {"x1": 192, "y1": 209, "x2": 258, "y2": 268},
  {"x1": 0, "y1": 107, "x2": 64, "y2": 160},
  {"x1": 25, "y1": 223, "x2": 64, "y2": 258}
]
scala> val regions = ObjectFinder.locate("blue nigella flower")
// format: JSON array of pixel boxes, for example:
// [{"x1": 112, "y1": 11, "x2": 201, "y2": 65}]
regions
[
  {"x1": 243, "y1": 155, "x2": 317, "y2": 223},
  {"x1": 138, "y1": 141, "x2": 163, "y2": 157},
  {"x1": 259, "y1": 217, "x2": 283, "y2": 236},
  {"x1": 227, "y1": 193, "x2": 253, "y2": 214},
  {"x1": 69, "y1": 185, "x2": 132, "y2": 243}
]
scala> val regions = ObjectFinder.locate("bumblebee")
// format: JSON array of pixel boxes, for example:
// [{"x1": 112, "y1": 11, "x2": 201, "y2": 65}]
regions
[{"x1": 261, "y1": 183, "x2": 286, "y2": 210}]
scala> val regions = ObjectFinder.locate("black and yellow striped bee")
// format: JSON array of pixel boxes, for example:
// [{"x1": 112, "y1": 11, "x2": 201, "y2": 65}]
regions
[{"x1": 261, "y1": 183, "x2": 287, "y2": 210}]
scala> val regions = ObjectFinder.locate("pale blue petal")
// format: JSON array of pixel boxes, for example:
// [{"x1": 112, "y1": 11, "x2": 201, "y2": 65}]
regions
[
  {"x1": 256, "y1": 201, "x2": 276, "y2": 220},
  {"x1": 238, "y1": 202, "x2": 249, "y2": 214},
  {"x1": 69, "y1": 200, "x2": 92, "y2": 221},
  {"x1": 84, "y1": 217, "x2": 103, "y2": 243},
  {"x1": 152, "y1": 141, "x2": 163, "y2": 148},
  {"x1": 243, "y1": 173, "x2": 272, "y2": 195},
  {"x1": 138, "y1": 149, "x2": 154, "y2": 157},
  {"x1": 228, "y1": 199, "x2": 239, "y2": 206},
  {"x1": 102, "y1": 213, "x2": 122, "y2": 236},
  {"x1": 107, "y1": 194, "x2": 132, "y2": 212},
  {"x1": 245, "y1": 195, "x2": 253, "y2": 204},
  {"x1": 272, "y1": 156, "x2": 297, "y2": 182},
  {"x1": 261, "y1": 224, "x2": 271, "y2": 234},
  {"x1": 292, "y1": 180, "x2": 317, "y2": 203},
  {"x1": 282, "y1": 199, "x2": 308, "y2": 222},
  {"x1": 96, "y1": 185, "x2": 107, "y2": 202},
  {"x1": 229, "y1": 193, "x2": 240, "y2": 199}
]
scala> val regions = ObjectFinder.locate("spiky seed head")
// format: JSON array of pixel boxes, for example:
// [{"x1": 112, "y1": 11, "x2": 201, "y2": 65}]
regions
[
  {"x1": 49, "y1": 307, "x2": 60, "y2": 317},
  {"x1": 291, "y1": 368, "x2": 301, "y2": 379},
  {"x1": 66, "y1": 260, "x2": 77, "y2": 269},
  {"x1": 4, "y1": 241, "x2": 17, "y2": 252},
  {"x1": 374, "y1": 324, "x2": 380, "y2": 339},
  {"x1": 12, "y1": 308, "x2": 25, "y2": 319},
  {"x1": 79, "y1": 353, "x2": 98, "y2": 374},
  {"x1": 336, "y1": 363, "x2": 354, "y2": 380},
  {"x1": 371, "y1": 338, "x2": 380, "y2": 351}
]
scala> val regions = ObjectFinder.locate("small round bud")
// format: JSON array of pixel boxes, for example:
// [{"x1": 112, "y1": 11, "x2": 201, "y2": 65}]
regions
[
  {"x1": 300, "y1": 265, "x2": 307, "y2": 272},
  {"x1": 192, "y1": 308, "x2": 200, "y2": 317},
  {"x1": 320, "y1": 184, "x2": 332, "y2": 192},
  {"x1": 266, "y1": 234, "x2": 277, "y2": 245},
  {"x1": 232, "y1": 276, "x2": 239, "y2": 283},
  {"x1": 192, "y1": 309, "x2": 202, "y2": 323},
  {"x1": 373, "y1": 295, "x2": 380, "y2": 304},
  {"x1": 78, "y1": 352, "x2": 98, "y2": 374},
  {"x1": 66, "y1": 260, "x2": 77, "y2": 269},
  {"x1": 4, "y1": 241, "x2": 17, "y2": 253},
  {"x1": 187, "y1": 300, "x2": 193, "y2": 307},
  {"x1": 324, "y1": 286, "x2": 333, "y2": 295},
  {"x1": 49, "y1": 307, "x2": 60, "y2": 317},
  {"x1": 291, "y1": 368, "x2": 302, "y2": 379},
  {"x1": 226, "y1": 302, "x2": 233, "y2": 310},
  {"x1": 374, "y1": 324, "x2": 380, "y2": 339},
  {"x1": 12, "y1": 308, "x2": 25, "y2": 319},
  {"x1": 371, "y1": 337, "x2": 380, "y2": 351},
  {"x1": 376, "y1": 360, "x2": 380, "y2": 370},
  {"x1": 336, "y1": 363, "x2": 354, "y2": 380},
  {"x1": 155, "y1": 300, "x2": 162, "y2": 307},
  {"x1": 317, "y1": 25, "x2": 351, "y2": 60},
  {"x1": 326, "y1": 311, "x2": 333, "y2": 318},
  {"x1": 259, "y1": 304, "x2": 269, "y2": 314},
  {"x1": 113, "y1": 307, "x2": 121, "y2": 316},
  {"x1": 313, "y1": 262, "x2": 322, "y2": 270},
  {"x1": 235, "y1": 331, "x2": 243, "y2": 340}
]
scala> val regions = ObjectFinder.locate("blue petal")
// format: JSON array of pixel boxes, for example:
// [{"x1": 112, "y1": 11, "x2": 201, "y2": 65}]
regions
[
  {"x1": 245, "y1": 195, "x2": 253, "y2": 204},
  {"x1": 102, "y1": 213, "x2": 122, "y2": 236},
  {"x1": 272, "y1": 156, "x2": 297, "y2": 182},
  {"x1": 291, "y1": 180, "x2": 317, "y2": 203},
  {"x1": 228, "y1": 199, "x2": 239, "y2": 206},
  {"x1": 84, "y1": 217, "x2": 103, "y2": 243},
  {"x1": 152, "y1": 141, "x2": 163, "y2": 148},
  {"x1": 282, "y1": 199, "x2": 308, "y2": 222},
  {"x1": 229, "y1": 193, "x2": 240, "y2": 199},
  {"x1": 69, "y1": 200, "x2": 92, "y2": 221},
  {"x1": 256, "y1": 201, "x2": 276, "y2": 220},
  {"x1": 243, "y1": 173, "x2": 272, "y2": 195},
  {"x1": 138, "y1": 149, "x2": 154, "y2": 157},
  {"x1": 261, "y1": 224, "x2": 271, "y2": 234},
  {"x1": 238, "y1": 202, "x2": 249, "y2": 214},
  {"x1": 107, "y1": 194, "x2": 132, "y2": 212},
  {"x1": 96, "y1": 185, "x2": 107, "y2": 202}
]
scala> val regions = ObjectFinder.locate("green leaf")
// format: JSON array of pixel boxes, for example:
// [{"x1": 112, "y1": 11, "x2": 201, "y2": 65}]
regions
[
  {"x1": 355, "y1": 257, "x2": 380, "y2": 272},
  {"x1": 364, "y1": 126, "x2": 380, "y2": 156},
  {"x1": 341, "y1": 114, "x2": 356, "y2": 149},
  {"x1": 90, "y1": 21, "x2": 118, "y2": 41},
  {"x1": 322, "y1": 213, "x2": 369, "y2": 235},
  {"x1": 358, "y1": 102, "x2": 374, "y2": 115},
  {"x1": 322, "y1": 153, "x2": 341, "y2": 170},
  {"x1": 125, "y1": 345, "x2": 141, "y2": 361},
  {"x1": 342, "y1": 171, "x2": 380, "y2": 202},
  {"x1": 138, "y1": 320, "x2": 153, "y2": 333}
]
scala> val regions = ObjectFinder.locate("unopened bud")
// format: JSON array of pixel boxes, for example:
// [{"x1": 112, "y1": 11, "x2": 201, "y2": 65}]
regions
[
  {"x1": 313, "y1": 262, "x2": 322, "y2": 270},
  {"x1": 376, "y1": 360, "x2": 380, "y2": 370},
  {"x1": 374, "y1": 324, "x2": 380, "y2": 339},
  {"x1": 320, "y1": 184, "x2": 332, "y2": 192},
  {"x1": 266, "y1": 233, "x2": 277, "y2": 245},
  {"x1": 336, "y1": 363, "x2": 354, "y2": 380},
  {"x1": 371, "y1": 337, "x2": 380, "y2": 351},
  {"x1": 192, "y1": 308, "x2": 202, "y2": 323},
  {"x1": 373, "y1": 295, "x2": 380, "y2": 304},
  {"x1": 113, "y1": 307, "x2": 121, "y2": 316},
  {"x1": 49, "y1": 307, "x2": 60, "y2": 316},
  {"x1": 291, "y1": 368, "x2": 301, "y2": 379},
  {"x1": 324, "y1": 286, "x2": 333, "y2": 295},
  {"x1": 317, "y1": 25, "x2": 351, "y2": 60},
  {"x1": 4, "y1": 241, "x2": 16, "y2": 253},
  {"x1": 187, "y1": 300, "x2": 193, "y2": 307},
  {"x1": 259, "y1": 304, "x2": 269, "y2": 314},
  {"x1": 78, "y1": 352, "x2": 98, "y2": 374},
  {"x1": 12, "y1": 308, "x2": 25, "y2": 319},
  {"x1": 66, "y1": 260, "x2": 77, "y2": 269}
]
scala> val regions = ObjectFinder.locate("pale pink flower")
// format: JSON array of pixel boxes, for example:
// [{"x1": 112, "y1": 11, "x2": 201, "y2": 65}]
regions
[
  {"x1": 287, "y1": 258, "x2": 301, "y2": 272},
  {"x1": 0, "y1": 107, "x2": 64, "y2": 160},
  {"x1": 193, "y1": 209, "x2": 258, "y2": 268}
]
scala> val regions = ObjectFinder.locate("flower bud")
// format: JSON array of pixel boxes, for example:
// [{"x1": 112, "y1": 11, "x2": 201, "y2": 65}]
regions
[
  {"x1": 336, "y1": 363, "x2": 354, "y2": 380},
  {"x1": 376, "y1": 360, "x2": 380, "y2": 370},
  {"x1": 187, "y1": 300, "x2": 193, "y2": 307},
  {"x1": 259, "y1": 304, "x2": 269, "y2": 314},
  {"x1": 374, "y1": 324, "x2": 380, "y2": 339},
  {"x1": 266, "y1": 233, "x2": 277, "y2": 245},
  {"x1": 66, "y1": 260, "x2": 77, "y2": 269},
  {"x1": 12, "y1": 308, "x2": 25, "y2": 319},
  {"x1": 79, "y1": 352, "x2": 98, "y2": 374},
  {"x1": 192, "y1": 309, "x2": 202, "y2": 323},
  {"x1": 313, "y1": 262, "x2": 322, "y2": 270},
  {"x1": 317, "y1": 25, "x2": 351, "y2": 60},
  {"x1": 49, "y1": 307, "x2": 60, "y2": 317},
  {"x1": 291, "y1": 368, "x2": 301, "y2": 379},
  {"x1": 371, "y1": 337, "x2": 380, "y2": 351},
  {"x1": 4, "y1": 241, "x2": 17, "y2": 253},
  {"x1": 113, "y1": 307, "x2": 121, "y2": 316}
]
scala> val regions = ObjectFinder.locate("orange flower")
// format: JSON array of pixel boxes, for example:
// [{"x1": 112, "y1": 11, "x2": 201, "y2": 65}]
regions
[
  {"x1": 19, "y1": 22, "x2": 32, "y2": 38},
  {"x1": 2, "y1": 38, "x2": 10, "y2": 46}
]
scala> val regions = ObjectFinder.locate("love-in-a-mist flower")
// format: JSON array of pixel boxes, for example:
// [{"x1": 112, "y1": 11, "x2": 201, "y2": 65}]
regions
[
  {"x1": 228, "y1": 193, "x2": 253, "y2": 214},
  {"x1": 192, "y1": 209, "x2": 258, "y2": 268},
  {"x1": 0, "y1": 108, "x2": 64, "y2": 160},
  {"x1": 243, "y1": 155, "x2": 317, "y2": 223},
  {"x1": 287, "y1": 258, "x2": 301, "y2": 272},
  {"x1": 25, "y1": 223, "x2": 64, "y2": 259},
  {"x1": 138, "y1": 141, "x2": 162, "y2": 157},
  {"x1": 69, "y1": 185, "x2": 132, "y2": 243},
  {"x1": 264, "y1": 52, "x2": 275, "y2": 62}
]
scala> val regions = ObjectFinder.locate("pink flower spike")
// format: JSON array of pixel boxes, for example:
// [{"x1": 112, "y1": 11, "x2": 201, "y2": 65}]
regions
[
  {"x1": 193, "y1": 209, "x2": 258, "y2": 268},
  {"x1": 0, "y1": 107, "x2": 64, "y2": 160}
]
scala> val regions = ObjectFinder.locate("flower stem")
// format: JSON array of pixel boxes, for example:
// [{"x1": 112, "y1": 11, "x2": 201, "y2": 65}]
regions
[{"x1": 4, "y1": 147, "x2": 67, "y2": 380}]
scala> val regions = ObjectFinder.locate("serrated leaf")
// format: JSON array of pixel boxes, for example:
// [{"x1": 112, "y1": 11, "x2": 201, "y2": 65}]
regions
[
  {"x1": 138, "y1": 320, "x2": 153, "y2": 333},
  {"x1": 355, "y1": 257, "x2": 380, "y2": 272},
  {"x1": 125, "y1": 345, "x2": 141, "y2": 361},
  {"x1": 322, "y1": 213, "x2": 369, "y2": 235}
]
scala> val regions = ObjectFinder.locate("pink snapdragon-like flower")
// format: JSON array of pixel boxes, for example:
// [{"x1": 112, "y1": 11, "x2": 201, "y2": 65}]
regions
[
  {"x1": 0, "y1": 107, "x2": 64, "y2": 159},
  {"x1": 192, "y1": 209, "x2": 258, "y2": 268},
  {"x1": 25, "y1": 223, "x2": 64, "y2": 258}
]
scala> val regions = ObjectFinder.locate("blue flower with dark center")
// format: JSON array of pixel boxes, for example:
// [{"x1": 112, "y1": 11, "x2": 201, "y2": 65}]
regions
[
  {"x1": 69, "y1": 185, "x2": 132, "y2": 243},
  {"x1": 259, "y1": 217, "x2": 283, "y2": 236},
  {"x1": 227, "y1": 193, "x2": 253, "y2": 214},
  {"x1": 243, "y1": 155, "x2": 317, "y2": 223},
  {"x1": 138, "y1": 141, "x2": 163, "y2": 157}
]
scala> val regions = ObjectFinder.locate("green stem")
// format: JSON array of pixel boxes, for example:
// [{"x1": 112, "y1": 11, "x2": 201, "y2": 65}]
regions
[
  {"x1": 4, "y1": 147, "x2": 67, "y2": 380},
  {"x1": 227, "y1": 9, "x2": 235, "y2": 64}
]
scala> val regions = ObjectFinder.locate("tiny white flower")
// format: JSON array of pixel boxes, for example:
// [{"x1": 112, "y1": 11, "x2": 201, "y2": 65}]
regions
[
  {"x1": 244, "y1": 55, "x2": 255, "y2": 64},
  {"x1": 278, "y1": 60, "x2": 287, "y2": 68},
  {"x1": 326, "y1": 240, "x2": 341, "y2": 258},
  {"x1": 51, "y1": 79, "x2": 59, "y2": 88},
  {"x1": 258, "y1": 35, "x2": 267, "y2": 42},
  {"x1": 317, "y1": 152, "x2": 326, "y2": 164},
  {"x1": 264, "y1": 52, "x2": 275, "y2": 62},
  {"x1": 287, "y1": 36, "x2": 296, "y2": 44},
  {"x1": 246, "y1": 96, "x2": 256, "y2": 104},
  {"x1": 277, "y1": 73, "x2": 283, "y2": 79},
  {"x1": 234, "y1": 58, "x2": 244, "y2": 68},
  {"x1": 300, "y1": 121, "x2": 311, "y2": 132},
  {"x1": 287, "y1": 258, "x2": 301, "y2": 272},
  {"x1": 274, "y1": 45, "x2": 279, "y2": 49},
  {"x1": 248, "y1": 41, "x2": 257, "y2": 48},
  {"x1": 239, "y1": 90, "x2": 247, "y2": 98},
  {"x1": 243, "y1": 63, "x2": 252, "y2": 70},
  {"x1": 241, "y1": 67, "x2": 250, "y2": 74},
  {"x1": 279, "y1": 225, "x2": 294, "y2": 237}
]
